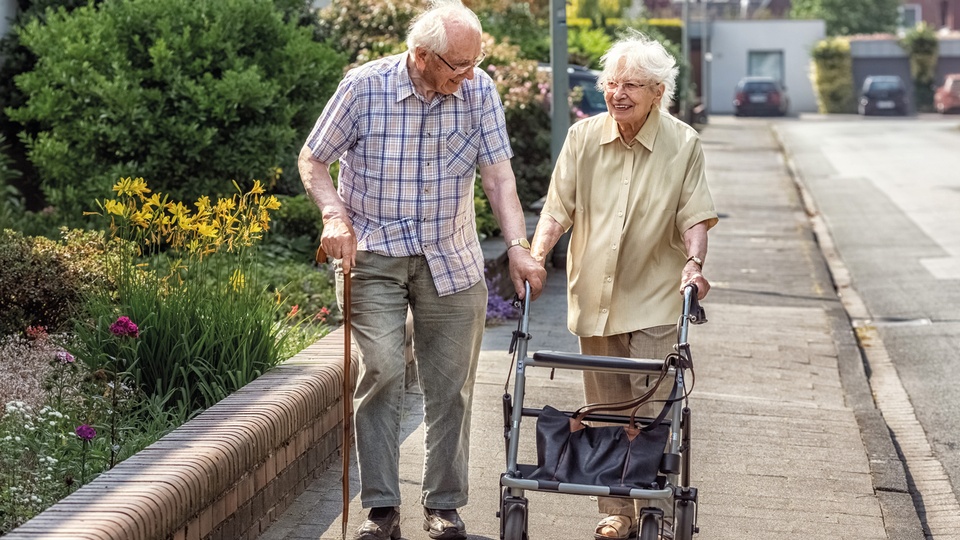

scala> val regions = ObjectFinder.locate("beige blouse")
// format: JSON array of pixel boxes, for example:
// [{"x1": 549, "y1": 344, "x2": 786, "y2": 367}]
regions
[{"x1": 541, "y1": 108, "x2": 718, "y2": 336}]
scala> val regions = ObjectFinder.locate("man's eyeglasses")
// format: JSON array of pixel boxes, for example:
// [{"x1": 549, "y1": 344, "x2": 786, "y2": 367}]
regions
[
  {"x1": 604, "y1": 80, "x2": 657, "y2": 94},
  {"x1": 434, "y1": 50, "x2": 486, "y2": 73}
]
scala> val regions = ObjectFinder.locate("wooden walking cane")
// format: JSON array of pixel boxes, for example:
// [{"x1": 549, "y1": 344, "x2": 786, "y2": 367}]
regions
[{"x1": 315, "y1": 245, "x2": 352, "y2": 540}]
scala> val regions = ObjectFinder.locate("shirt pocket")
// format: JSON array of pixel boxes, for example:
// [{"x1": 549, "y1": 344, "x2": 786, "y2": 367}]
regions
[{"x1": 444, "y1": 128, "x2": 481, "y2": 177}]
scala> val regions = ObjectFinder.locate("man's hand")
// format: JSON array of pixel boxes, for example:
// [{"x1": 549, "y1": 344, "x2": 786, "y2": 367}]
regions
[
  {"x1": 680, "y1": 260, "x2": 710, "y2": 299},
  {"x1": 319, "y1": 216, "x2": 357, "y2": 274},
  {"x1": 508, "y1": 248, "x2": 547, "y2": 301}
]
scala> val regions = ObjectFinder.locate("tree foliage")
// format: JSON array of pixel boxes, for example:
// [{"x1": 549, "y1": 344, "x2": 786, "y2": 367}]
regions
[
  {"x1": 790, "y1": 0, "x2": 899, "y2": 36},
  {"x1": 810, "y1": 37, "x2": 855, "y2": 113},
  {"x1": 5, "y1": 0, "x2": 345, "y2": 223},
  {"x1": 0, "y1": 0, "x2": 104, "y2": 211},
  {"x1": 901, "y1": 23, "x2": 939, "y2": 111}
]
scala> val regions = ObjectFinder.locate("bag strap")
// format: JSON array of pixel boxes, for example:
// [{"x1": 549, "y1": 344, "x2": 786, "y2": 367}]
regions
[
  {"x1": 572, "y1": 358, "x2": 671, "y2": 421},
  {"x1": 632, "y1": 376, "x2": 681, "y2": 432}
]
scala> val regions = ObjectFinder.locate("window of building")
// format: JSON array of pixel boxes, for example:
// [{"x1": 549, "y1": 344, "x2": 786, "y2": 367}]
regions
[
  {"x1": 747, "y1": 50, "x2": 784, "y2": 85},
  {"x1": 899, "y1": 3, "x2": 922, "y2": 28}
]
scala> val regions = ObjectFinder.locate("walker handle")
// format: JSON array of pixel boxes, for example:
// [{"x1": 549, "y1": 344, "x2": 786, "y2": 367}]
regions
[{"x1": 683, "y1": 284, "x2": 707, "y2": 325}]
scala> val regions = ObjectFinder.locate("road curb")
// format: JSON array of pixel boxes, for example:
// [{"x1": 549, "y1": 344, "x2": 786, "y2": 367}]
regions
[{"x1": 770, "y1": 124, "x2": 925, "y2": 540}]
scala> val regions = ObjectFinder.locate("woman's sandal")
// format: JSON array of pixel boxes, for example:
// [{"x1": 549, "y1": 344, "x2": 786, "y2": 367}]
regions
[{"x1": 594, "y1": 514, "x2": 637, "y2": 540}]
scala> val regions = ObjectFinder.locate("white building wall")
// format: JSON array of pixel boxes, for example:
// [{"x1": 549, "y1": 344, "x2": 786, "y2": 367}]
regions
[{"x1": 708, "y1": 19, "x2": 826, "y2": 114}]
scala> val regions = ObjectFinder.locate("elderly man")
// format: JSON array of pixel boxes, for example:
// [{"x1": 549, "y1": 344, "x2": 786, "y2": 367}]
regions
[
  {"x1": 531, "y1": 31, "x2": 718, "y2": 540},
  {"x1": 297, "y1": 1, "x2": 545, "y2": 539}
]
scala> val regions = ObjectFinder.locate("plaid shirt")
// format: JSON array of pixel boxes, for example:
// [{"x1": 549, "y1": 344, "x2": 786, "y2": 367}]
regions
[{"x1": 306, "y1": 53, "x2": 513, "y2": 296}]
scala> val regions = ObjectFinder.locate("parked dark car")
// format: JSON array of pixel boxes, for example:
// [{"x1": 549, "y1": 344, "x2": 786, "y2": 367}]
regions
[
  {"x1": 934, "y1": 73, "x2": 960, "y2": 114},
  {"x1": 858, "y1": 75, "x2": 909, "y2": 116},
  {"x1": 733, "y1": 76, "x2": 789, "y2": 116},
  {"x1": 538, "y1": 64, "x2": 607, "y2": 118}
]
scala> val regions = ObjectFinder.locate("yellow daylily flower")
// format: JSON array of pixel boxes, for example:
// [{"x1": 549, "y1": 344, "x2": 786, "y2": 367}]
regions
[
  {"x1": 130, "y1": 209, "x2": 153, "y2": 228},
  {"x1": 195, "y1": 196, "x2": 211, "y2": 213},
  {"x1": 249, "y1": 180, "x2": 265, "y2": 195},
  {"x1": 113, "y1": 177, "x2": 151, "y2": 198},
  {"x1": 263, "y1": 195, "x2": 281, "y2": 210},
  {"x1": 196, "y1": 222, "x2": 219, "y2": 238},
  {"x1": 104, "y1": 199, "x2": 126, "y2": 216}
]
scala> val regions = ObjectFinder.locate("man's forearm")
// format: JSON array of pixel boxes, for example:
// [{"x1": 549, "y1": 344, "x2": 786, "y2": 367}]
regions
[
  {"x1": 480, "y1": 161, "x2": 528, "y2": 243},
  {"x1": 298, "y1": 145, "x2": 349, "y2": 224}
]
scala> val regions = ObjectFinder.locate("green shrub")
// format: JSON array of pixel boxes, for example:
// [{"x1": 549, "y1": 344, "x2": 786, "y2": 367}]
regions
[
  {"x1": 271, "y1": 194, "x2": 323, "y2": 241},
  {"x1": 568, "y1": 27, "x2": 614, "y2": 68},
  {"x1": 478, "y1": 3, "x2": 550, "y2": 63},
  {"x1": 811, "y1": 37, "x2": 855, "y2": 113},
  {"x1": 317, "y1": 0, "x2": 425, "y2": 65},
  {"x1": 5, "y1": 0, "x2": 346, "y2": 223},
  {"x1": 901, "y1": 24, "x2": 938, "y2": 112},
  {"x1": 0, "y1": 229, "x2": 118, "y2": 336},
  {"x1": 481, "y1": 37, "x2": 554, "y2": 209}
]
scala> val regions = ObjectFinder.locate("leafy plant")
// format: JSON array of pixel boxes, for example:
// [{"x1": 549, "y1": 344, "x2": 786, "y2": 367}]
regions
[
  {"x1": 568, "y1": 27, "x2": 614, "y2": 69},
  {"x1": 5, "y1": 0, "x2": 346, "y2": 223},
  {"x1": 791, "y1": 0, "x2": 899, "y2": 36},
  {"x1": 72, "y1": 177, "x2": 327, "y2": 412},
  {"x1": 0, "y1": 228, "x2": 119, "y2": 336},
  {"x1": 811, "y1": 37, "x2": 856, "y2": 113},
  {"x1": 901, "y1": 23, "x2": 939, "y2": 112}
]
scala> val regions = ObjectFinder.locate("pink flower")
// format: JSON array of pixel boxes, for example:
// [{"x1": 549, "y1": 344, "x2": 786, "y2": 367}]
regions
[
  {"x1": 75, "y1": 424, "x2": 96, "y2": 441},
  {"x1": 56, "y1": 351, "x2": 75, "y2": 363},
  {"x1": 109, "y1": 316, "x2": 139, "y2": 338},
  {"x1": 25, "y1": 325, "x2": 48, "y2": 341}
]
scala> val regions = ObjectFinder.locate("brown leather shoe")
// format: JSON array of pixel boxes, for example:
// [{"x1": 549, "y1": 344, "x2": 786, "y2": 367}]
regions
[
  {"x1": 422, "y1": 507, "x2": 467, "y2": 540},
  {"x1": 354, "y1": 507, "x2": 400, "y2": 540}
]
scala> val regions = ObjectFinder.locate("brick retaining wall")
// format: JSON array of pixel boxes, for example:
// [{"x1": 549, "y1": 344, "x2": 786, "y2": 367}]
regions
[{"x1": 5, "y1": 327, "x2": 356, "y2": 540}]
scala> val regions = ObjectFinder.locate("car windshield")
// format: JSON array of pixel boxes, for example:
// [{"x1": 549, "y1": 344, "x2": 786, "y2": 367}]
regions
[
  {"x1": 868, "y1": 79, "x2": 901, "y2": 92},
  {"x1": 577, "y1": 81, "x2": 607, "y2": 113}
]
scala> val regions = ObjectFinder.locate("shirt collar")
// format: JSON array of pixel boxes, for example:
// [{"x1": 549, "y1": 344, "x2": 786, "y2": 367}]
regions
[
  {"x1": 599, "y1": 107, "x2": 662, "y2": 151},
  {"x1": 397, "y1": 53, "x2": 416, "y2": 102}
]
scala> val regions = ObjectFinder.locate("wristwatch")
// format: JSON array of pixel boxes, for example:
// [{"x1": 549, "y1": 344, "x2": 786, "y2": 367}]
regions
[
  {"x1": 507, "y1": 238, "x2": 531, "y2": 250},
  {"x1": 686, "y1": 255, "x2": 704, "y2": 268}
]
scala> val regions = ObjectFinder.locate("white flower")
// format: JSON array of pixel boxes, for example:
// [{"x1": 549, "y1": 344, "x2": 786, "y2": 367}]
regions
[
  {"x1": 30, "y1": 495, "x2": 40, "y2": 502},
  {"x1": 14, "y1": 436, "x2": 21, "y2": 442}
]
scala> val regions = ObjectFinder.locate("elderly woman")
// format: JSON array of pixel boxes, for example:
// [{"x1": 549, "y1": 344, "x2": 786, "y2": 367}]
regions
[{"x1": 530, "y1": 31, "x2": 718, "y2": 540}]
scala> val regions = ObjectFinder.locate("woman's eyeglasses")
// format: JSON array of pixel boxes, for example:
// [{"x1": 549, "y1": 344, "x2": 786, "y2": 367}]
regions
[{"x1": 604, "y1": 80, "x2": 657, "y2": 94}]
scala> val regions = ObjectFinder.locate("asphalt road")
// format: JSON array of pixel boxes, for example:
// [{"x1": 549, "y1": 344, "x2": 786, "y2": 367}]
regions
[{"x1": 771, "y1": 113, "x2": 960, "y2": 531}]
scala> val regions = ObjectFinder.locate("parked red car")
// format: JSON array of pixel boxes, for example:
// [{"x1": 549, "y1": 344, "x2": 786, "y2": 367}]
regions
[{"x1": 934, "y1": 74, "x2": 960, "y2": 114}]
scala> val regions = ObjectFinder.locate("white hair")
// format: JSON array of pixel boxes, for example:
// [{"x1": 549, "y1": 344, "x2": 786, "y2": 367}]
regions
[
  {"x1": 597, "y1": 31, "x2": 679, "y2": 111},
  {"x1": 406, "y1": 0, "x2": 482, "y2": 54}
]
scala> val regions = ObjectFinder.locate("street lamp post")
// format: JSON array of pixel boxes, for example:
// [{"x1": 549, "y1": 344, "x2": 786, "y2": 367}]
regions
[
  {"x1": 550, "y1": 0, "x2": 569, "y2": 165},
  {"x1": 681, "y1": 0, "x2": 690, "y2": 123}
]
